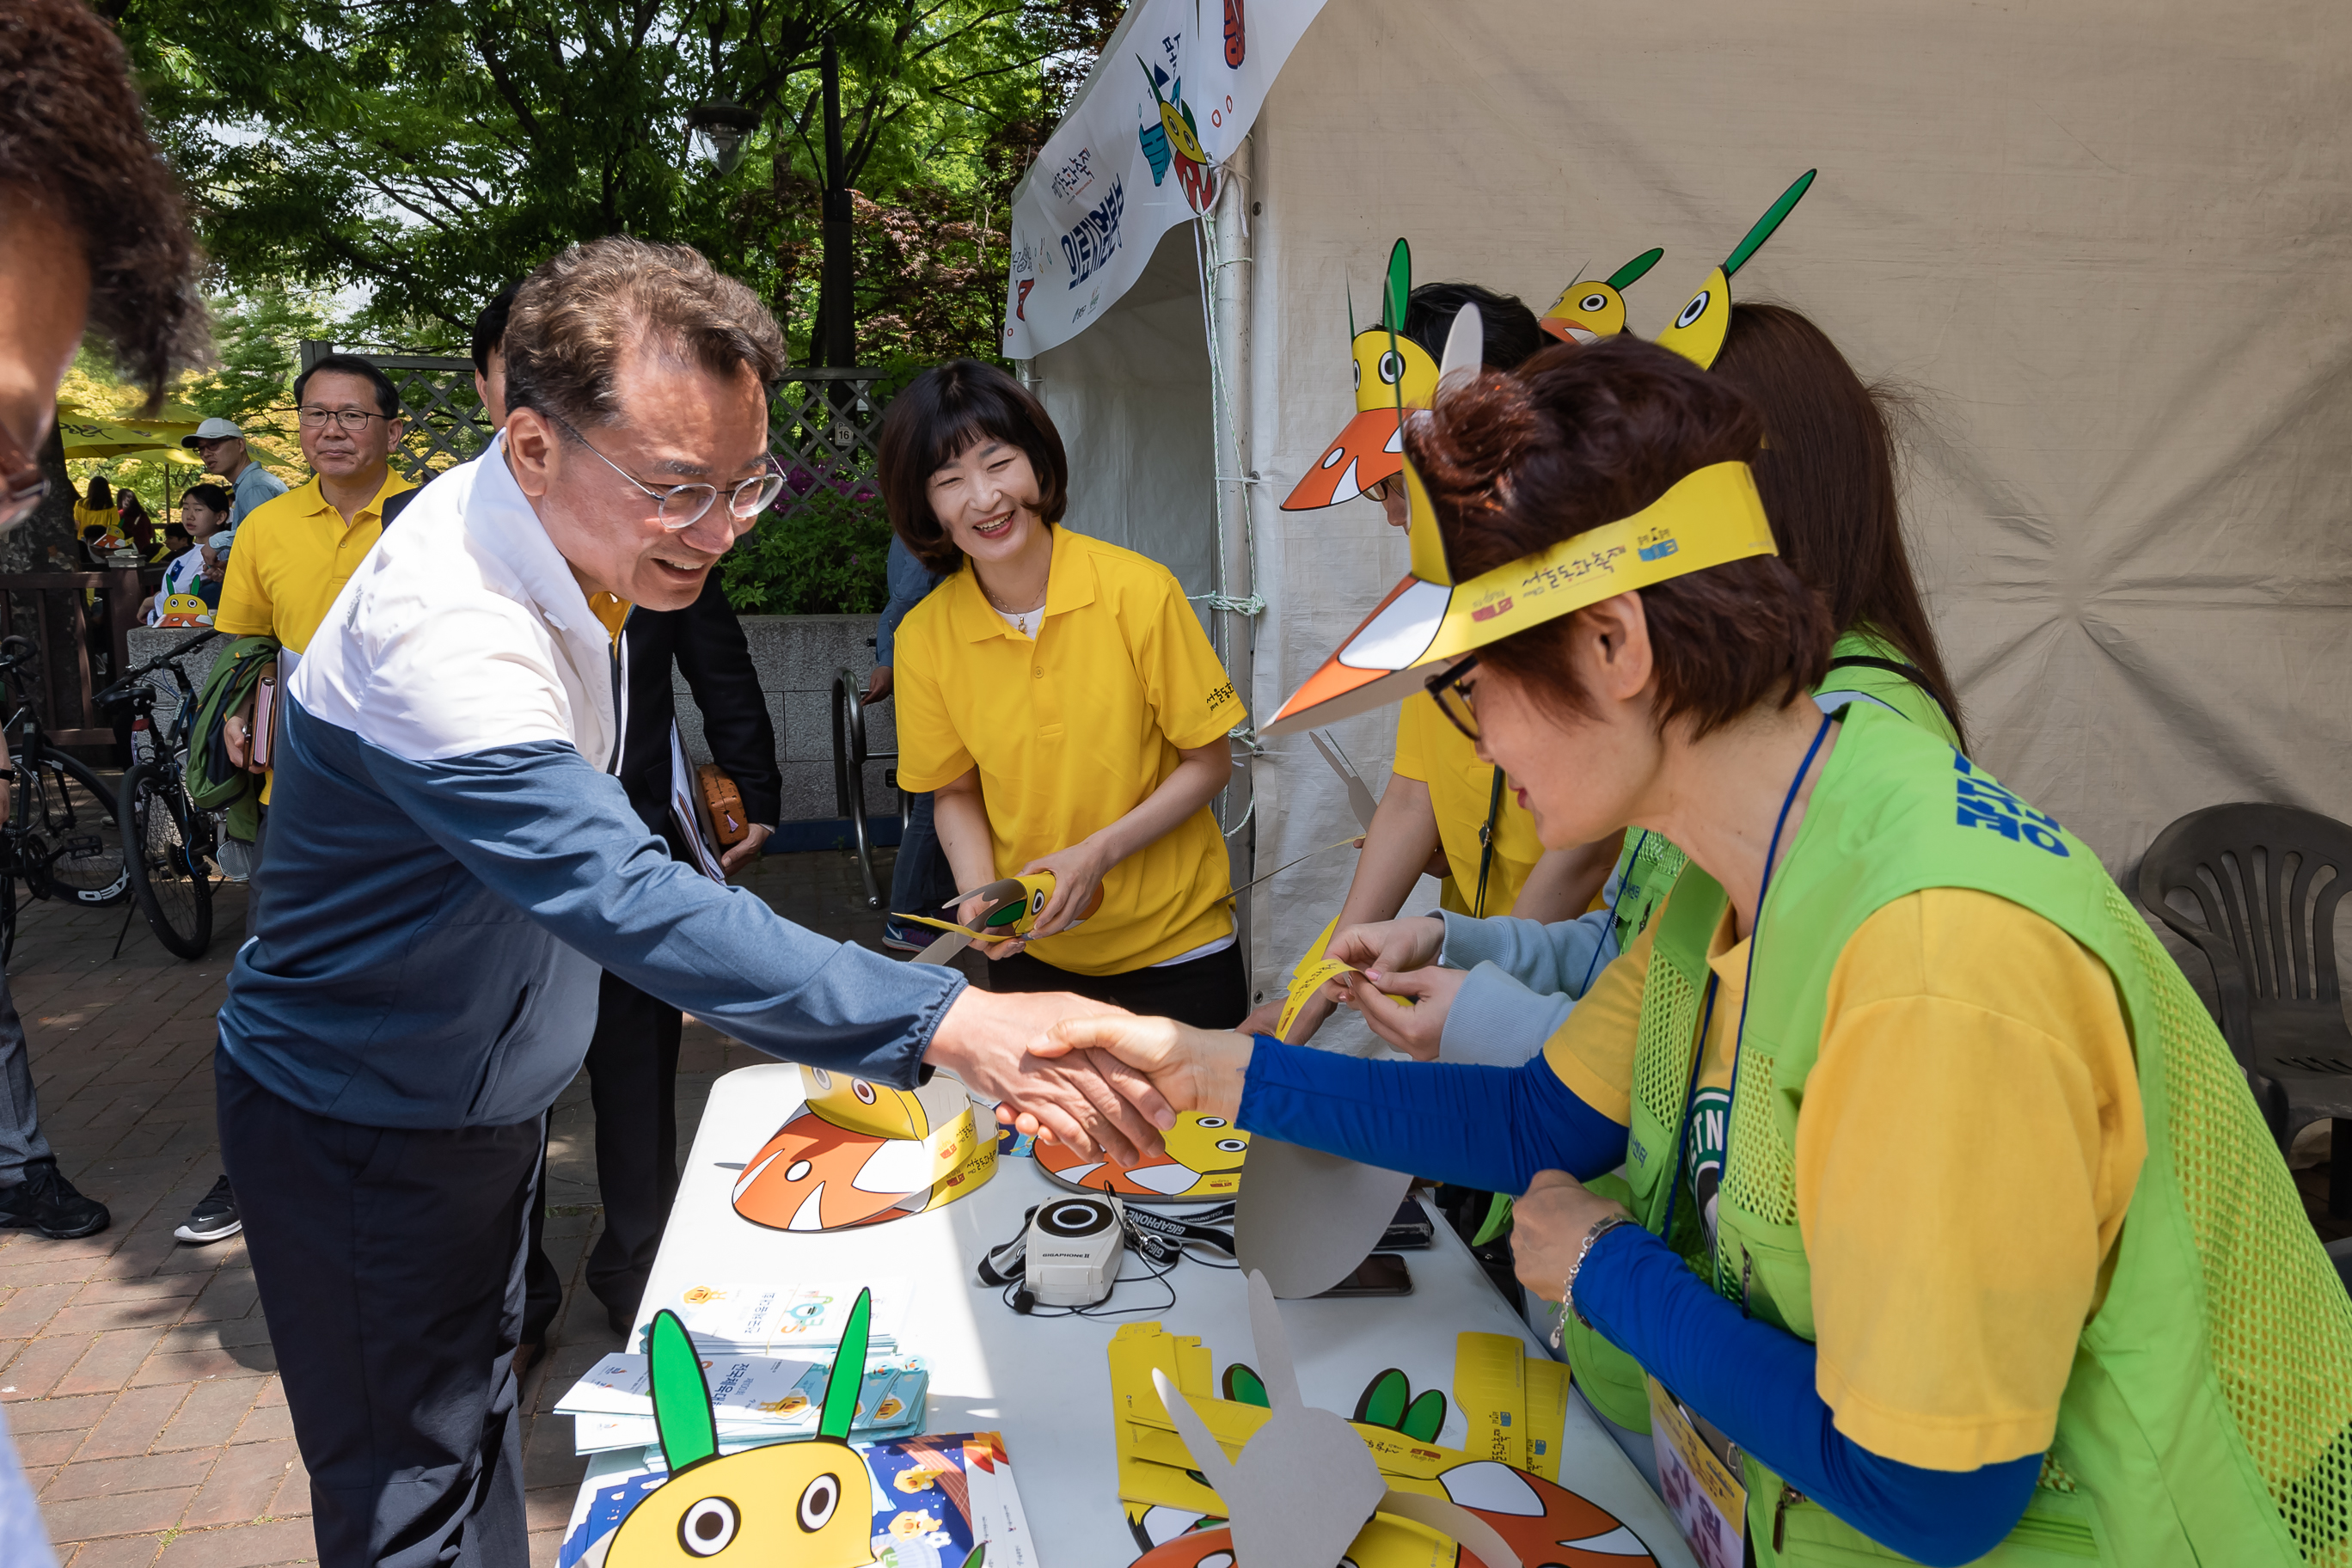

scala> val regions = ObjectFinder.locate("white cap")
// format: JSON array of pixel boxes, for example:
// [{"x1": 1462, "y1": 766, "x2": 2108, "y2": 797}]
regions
[{"x1": 181, "y1": 418, "x2": 243, "y2": 448}]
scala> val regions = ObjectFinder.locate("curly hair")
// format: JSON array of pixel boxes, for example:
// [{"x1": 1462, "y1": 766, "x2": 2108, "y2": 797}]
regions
[
  {"x1": 1405, "y1": 334, "x2": 1833, "y2": 738},
  {"x1": 0, "y1": 0, "x2": 207, "y2": 399}
]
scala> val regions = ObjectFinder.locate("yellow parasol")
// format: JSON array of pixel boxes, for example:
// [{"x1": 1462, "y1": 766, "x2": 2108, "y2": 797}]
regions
[{"x1": 54, "y1": 405, "x2": 203, "y2": 463}]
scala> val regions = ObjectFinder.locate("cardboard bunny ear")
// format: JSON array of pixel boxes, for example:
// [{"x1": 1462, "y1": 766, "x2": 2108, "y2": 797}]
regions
[
  {"x1": 646, "y1": 1309, "x2": 720, "y2": 1476},
  {"x1": 1655, "y1": 168, "x2": 1816, "y2": 368},
  {"x1": 816, "y1": 1287, "x2": 873, "y2": 1443}
]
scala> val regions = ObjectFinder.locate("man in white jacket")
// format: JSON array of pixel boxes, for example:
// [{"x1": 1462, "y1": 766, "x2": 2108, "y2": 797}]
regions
[{"x1": 217, "y1": 236, "x2": 1167, "y2": 1566}]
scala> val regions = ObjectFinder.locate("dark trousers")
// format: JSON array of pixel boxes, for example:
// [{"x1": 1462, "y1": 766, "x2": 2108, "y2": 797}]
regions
[
  {"x1": 885, "y1": 791, "x2": 958, "y2": 932},
  {"x1": 523, "y1": 971, "x2": 683, "y2": 1342},
  {"x1": 217, "y1": 1053, "x2": 535, "y2": 1568},
  {"x1": 987, "y1": 940, "x2": 1250, "y2": 1029}
]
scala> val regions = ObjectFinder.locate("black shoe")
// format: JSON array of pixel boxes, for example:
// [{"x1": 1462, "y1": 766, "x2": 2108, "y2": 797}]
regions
[
  {"x1": 0, "y1": 1160, "x2": 111, "y2": 1240},
  {"x1": 175, "y1": 1173, "x2": 241, "y2": 1244}
]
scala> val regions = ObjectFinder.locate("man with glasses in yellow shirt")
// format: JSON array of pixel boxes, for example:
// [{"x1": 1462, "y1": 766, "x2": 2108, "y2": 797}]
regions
[{"x1": 184, "y1": 353, "x2": 413, "y2": 1248}]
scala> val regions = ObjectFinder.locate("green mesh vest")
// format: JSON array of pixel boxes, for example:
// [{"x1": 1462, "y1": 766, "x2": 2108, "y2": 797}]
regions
[
  {"x1": 1569, "y1": 702, "x2": 2352, "y2": 1566},
  {"x1": 1605, "y1": 629, "x2": 1958, "y2": 956}
]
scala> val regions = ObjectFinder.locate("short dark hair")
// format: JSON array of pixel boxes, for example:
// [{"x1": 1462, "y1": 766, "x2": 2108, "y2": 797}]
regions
[
  {"x1": 181, "y1": 482, "x2": 231, "y2": 518},
  {"x1": 504, "y1": 236, "x2": 788, "y2": 431},
  {"x1": 294, "y1": 353, "x2": 401, "y2": 420},
  {"x1": 1403, "y1": 283, "x2": 1545, "y2": 371},
  {"x1": 1407, "y1": 335, "x2": 1832, "y2": 738},
  {"x1": 876, "y1": 361, "x2": 1069, "y2": 574},
  {"x1": 471, "y1": 281, "x2": 519, "y2": 375},
  {"x1": 0, "y1": 0, "x2": 207, "y2": 399}
]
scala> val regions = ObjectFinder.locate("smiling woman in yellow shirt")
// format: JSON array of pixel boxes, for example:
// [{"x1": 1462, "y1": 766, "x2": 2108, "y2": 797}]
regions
[{"x1": 882, "y1": 360, "x2": 1249, "y2": 1026}]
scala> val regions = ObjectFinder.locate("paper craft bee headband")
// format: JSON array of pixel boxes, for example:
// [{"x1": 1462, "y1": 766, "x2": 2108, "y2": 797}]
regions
[{"x1": 1263, "y1": 172, "x2": 1816, "y2": 737}]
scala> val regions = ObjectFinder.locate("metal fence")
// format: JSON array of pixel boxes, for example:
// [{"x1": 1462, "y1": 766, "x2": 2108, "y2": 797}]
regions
[{"x1": 298, "y1": 343, "x2": 890, "y2": 516}]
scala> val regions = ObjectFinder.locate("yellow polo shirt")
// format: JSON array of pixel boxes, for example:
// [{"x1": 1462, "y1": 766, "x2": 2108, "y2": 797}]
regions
[
  {"x1": 1390, "y1": 692, "x2": 1546, "y2": 918},
  {"x1": 217, "y1": 470, "x2": 413, "y2": 802},
  {"x1": 1544, "y1": 884, "x2": 2144, "y2": 1472},
  {"x1": 894, "y1": 525, "x2": 1245, "y2": 975}
]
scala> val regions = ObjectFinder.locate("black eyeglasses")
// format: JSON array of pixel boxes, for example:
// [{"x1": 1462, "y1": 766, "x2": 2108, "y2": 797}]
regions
[
  {"x1": 0, "y1": 417, "x2": 51, "y2": 531},
  {"x1": 1424, "y1": 653, "x2": 1481, "y2": 741},
  {"x1": 295, "y1": 406, "x2": 399, "y2": 432},
  {"x1": 548, "y1": 410, "x2": 783, "y2": 531}
]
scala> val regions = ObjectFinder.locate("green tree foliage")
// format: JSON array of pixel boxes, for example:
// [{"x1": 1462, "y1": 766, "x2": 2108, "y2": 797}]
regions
[
  {"x1": 112, "y1": 0, "x2": 1124, "y2": 366},
  {"x1": 719, "y1": 487, "x2": 892, "y2": 615}
]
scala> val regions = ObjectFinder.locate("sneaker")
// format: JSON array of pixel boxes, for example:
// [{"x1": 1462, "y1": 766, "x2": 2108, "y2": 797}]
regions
[
  {"x1": 880, "y1": 923, "x2": 927, "y2": 953},
  {"x1": 175, "y1": 1173, "x2": 242, "y2": 1244},
  {"x1": 0, "y1": 1160, "x2": 111, "y2": 1240}
]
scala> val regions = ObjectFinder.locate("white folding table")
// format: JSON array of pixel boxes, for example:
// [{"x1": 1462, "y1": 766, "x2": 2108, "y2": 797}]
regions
[{"x1": 567, "y1": 1061, "x2": 1695, "y2": 1566}]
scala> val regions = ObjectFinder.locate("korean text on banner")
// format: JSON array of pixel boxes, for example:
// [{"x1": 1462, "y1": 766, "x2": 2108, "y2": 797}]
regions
[{"x1": 1001, "y1": 0, "x2": 1331, "y2": 358}]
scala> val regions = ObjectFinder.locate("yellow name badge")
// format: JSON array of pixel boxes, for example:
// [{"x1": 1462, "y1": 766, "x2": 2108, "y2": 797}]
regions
[{"x1": 1648, "y1": 1374, "x2": 1749, "y2": 1568}]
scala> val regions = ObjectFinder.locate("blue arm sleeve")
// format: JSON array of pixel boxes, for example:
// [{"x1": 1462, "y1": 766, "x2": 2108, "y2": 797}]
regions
[
  {"x1": 365, "y1": 738, "x2": 962, "y2": 1086},
  {"x1": 1574, "y1": 1227, "x2": 2042, "y2": 1567},
  {"x1": 1237, "y1": 1038, "x2": 1627, "y2": 1190}
]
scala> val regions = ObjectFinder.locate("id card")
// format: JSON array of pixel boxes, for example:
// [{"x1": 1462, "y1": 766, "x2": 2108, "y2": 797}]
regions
[{"x1": 1647, "y1": 1375, "x2": 1746, "y2": 1568}]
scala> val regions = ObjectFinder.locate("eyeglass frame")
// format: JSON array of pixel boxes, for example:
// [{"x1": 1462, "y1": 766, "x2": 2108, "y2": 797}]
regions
[
  {"x1": 0, "y1": 415, "x2": 52, "y2": 531},
  {"x1": 1424, "y1": 652, "x2": 1482, "y2": 742},
  {"x1": 293, "y1": 405, "x2": 401, "y2": 432},
  {"x1": 544, "y1": 408, "x2": 783, "y2": 532}
]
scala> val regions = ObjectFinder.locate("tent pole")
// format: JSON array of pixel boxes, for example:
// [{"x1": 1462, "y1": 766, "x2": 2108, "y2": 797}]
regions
[{"x1": 1208, "y1": 139, "x2": 1259, "y2": 976}]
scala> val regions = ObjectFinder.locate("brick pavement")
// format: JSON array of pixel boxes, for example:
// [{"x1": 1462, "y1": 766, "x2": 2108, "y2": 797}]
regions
[{"x1": 3, "y1": 847, "x2": 926, "y2": 1566}]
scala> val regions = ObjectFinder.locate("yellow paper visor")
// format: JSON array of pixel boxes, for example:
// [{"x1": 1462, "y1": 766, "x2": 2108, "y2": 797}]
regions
[{"x1": 1265, "y1": 462, "x2": 1775, "y2": 737}]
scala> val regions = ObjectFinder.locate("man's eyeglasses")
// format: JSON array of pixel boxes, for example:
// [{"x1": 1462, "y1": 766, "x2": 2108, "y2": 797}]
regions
[
  {"x1": 1424, "y1": 653, "x2": 1481, "y2": 742},
  {"x1": 548, "y1": 410, "x2": 783, "y2": 531},
  {"x1": 296, "y1": 406, "x2": 398, "y2": 432},
  {"x1": 0, "y1": 417, "x2": 51, "y2": 532}
]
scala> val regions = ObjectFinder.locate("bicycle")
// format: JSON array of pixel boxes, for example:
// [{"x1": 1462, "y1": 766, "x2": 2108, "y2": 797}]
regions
[
  {"x1": 0, "y1": 634, "x2": 131, "y2": 964},
  {"x1": 95, "y1": 628, "x2": 222, "y2": 961}
]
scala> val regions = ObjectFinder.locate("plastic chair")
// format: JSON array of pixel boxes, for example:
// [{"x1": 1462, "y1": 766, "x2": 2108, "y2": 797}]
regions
[{"x1": 2137, "y1": 803, "x2": 2352, "y2": 1216}]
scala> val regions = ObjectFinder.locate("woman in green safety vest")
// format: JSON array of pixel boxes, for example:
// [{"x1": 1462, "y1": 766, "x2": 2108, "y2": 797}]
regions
[
  {"x1": 1044, "y1": 334, "x2": 2352, "y2": 1567},
  {"x1": 1333, "y1": 302, "x2": 1970, "y2": 1069}
]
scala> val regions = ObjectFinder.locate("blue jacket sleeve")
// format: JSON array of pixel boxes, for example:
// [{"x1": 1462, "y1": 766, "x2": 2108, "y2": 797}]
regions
[
  {"x1": 362, "y1": 737, "x2": 962, "y2": 1086},
  {"x1": 876, "y1": 538, "x2": 943, "y2": 668},
  {"x1": 1238, "y1": 1038, "x2": 1627, "y2": 1189},
  {"x1": 1575, "y1": 1227, "x2": 2041, "y2": 1566}
]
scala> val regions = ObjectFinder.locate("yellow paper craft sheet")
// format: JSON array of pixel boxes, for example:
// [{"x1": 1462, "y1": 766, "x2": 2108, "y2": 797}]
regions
[
  {"x1": 1455, "y1": 1332, "x2": 1528, "y2": 1470},
  {"x1": 1273, "y1": 957, "x2": 1414, "y2": 1040},
  {"x1": 1294, "y1": 914, "x2": 1342, "y2": 977},
  {"x1": 1523, "y1": 1354, "x2": 1570, "y2": 1483},
  {"x1": 1124, "y1": 1393, "x2": 1463, "y2": 1481}
]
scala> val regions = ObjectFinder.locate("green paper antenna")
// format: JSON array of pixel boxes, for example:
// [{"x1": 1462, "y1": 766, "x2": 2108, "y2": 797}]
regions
[
  {"x1": 1723, "y1": 169, "x2": 1816, "y2": 279},
  {"x1": 646, "y1": 1311, "x2": 720, "y2": 1475},
  {"x1": 1606, "y1": 247, "x2": 1666, "y2": 291},
  {"x1": 816, "y1": 1288, "x2": 873, "y2": 1443}
]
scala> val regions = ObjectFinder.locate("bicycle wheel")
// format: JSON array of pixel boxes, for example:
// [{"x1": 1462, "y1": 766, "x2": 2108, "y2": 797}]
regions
[
  {"x1": 120, "y1": 760, "x2": 212, "y2": 959},
  {"x1": 25, "y1": 748, "x2": 129, "y2": 907}
]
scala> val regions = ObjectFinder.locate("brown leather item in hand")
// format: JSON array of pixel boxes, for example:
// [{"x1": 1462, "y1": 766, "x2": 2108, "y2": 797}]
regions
[{"x1": 696, "y1": 765, "x2": 749, "y2": 847}]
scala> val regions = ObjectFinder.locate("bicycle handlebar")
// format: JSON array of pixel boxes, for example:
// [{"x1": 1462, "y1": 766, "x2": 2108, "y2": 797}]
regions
[{"x1": 94, "y1": 627, "x2": 222, "y2": 709}]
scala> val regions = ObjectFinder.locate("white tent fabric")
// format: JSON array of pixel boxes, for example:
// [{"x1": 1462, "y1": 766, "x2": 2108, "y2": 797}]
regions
[{"x1": 1037, "y1": 0, "x2": 2352, "y2": 1007}]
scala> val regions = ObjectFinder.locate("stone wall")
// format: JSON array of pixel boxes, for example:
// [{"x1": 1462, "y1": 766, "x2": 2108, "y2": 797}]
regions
[{"x1": 127, "y1": 612, "x2": 898, "y2": 824}]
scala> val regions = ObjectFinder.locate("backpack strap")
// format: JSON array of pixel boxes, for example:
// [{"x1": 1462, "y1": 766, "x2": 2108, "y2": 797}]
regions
[{"x1": 378, "y1": 489, "x2": 417, "y2": 528}]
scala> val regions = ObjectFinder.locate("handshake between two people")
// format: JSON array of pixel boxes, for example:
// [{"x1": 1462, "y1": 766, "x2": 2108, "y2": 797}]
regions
[
  {"x1": 941, "y1": 967, "x2": 1632, "y2": 1313},
  {"x1": 943, "y1": 916, "x2": 1471, "y2": 1164}
]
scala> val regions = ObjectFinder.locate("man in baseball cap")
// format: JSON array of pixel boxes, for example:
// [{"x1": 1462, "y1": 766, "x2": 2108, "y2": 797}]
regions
[{"x1": 182, "y1": 416, "x2": 288, "y2": 525}]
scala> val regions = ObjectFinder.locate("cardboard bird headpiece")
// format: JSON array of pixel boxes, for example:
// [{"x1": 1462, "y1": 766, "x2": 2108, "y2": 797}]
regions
[
  {"x1": 1537, "y1": 247, "x2": 1664, "y2": 345},
  {"x1": 1264, "y1": 174, "x2": 1817, "y2": 737},
  {"x1": 1281, "y1": 239, "x2": 1440, "y2": 511}
]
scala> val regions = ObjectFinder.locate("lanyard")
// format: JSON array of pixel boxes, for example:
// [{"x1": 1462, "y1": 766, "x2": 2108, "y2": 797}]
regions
[
  {"x1": 1581, "y1": 827, "x2": 1653, "y2": 997},
  {"x1": 1473, "y1": 765, "x2": 1506, "y2": 918},
  {"x1": 1657, "y1": 711, "x2": 1834, "y2": 1266}
]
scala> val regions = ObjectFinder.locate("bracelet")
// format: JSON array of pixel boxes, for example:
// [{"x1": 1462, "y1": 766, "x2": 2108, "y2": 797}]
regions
[{"x1": 1553, "y1": 1212, "x2": 1638, "y2": 1347}]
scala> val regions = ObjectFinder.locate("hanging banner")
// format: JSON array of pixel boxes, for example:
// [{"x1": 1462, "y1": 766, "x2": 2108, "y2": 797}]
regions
[{"x1": 1001, "y1": 0, "x2": 1330, "y2": 358}]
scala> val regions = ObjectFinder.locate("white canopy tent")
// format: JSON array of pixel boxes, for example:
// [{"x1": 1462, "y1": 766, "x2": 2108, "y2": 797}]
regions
[{"x1": 1023, "y1": 0, "x2": 2352, "y2": 1016}]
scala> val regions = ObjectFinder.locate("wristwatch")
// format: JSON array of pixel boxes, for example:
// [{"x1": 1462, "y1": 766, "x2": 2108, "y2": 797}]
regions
[{"x1": 1553, "y1": 1212, "x2": 1638, "y2": 1346}]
